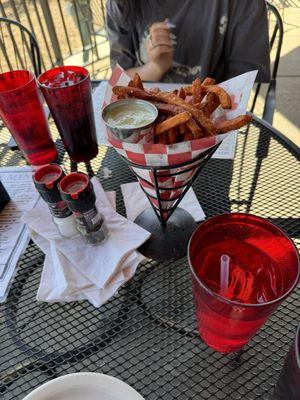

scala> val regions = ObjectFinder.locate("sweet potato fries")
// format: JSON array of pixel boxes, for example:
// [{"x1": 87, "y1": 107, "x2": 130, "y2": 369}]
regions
[{"x1": 112, "y1": 73, "x2": 251, "y2": 145}]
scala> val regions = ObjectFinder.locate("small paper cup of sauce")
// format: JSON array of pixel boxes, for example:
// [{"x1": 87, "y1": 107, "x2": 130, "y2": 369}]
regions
[{"x1": 102, "y1": 99, "x2": 158, "y2": 143}]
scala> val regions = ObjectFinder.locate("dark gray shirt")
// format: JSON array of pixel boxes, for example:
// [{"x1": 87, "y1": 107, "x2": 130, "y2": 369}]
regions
[{"x1": 106, "y1": 0, "x2": 270, "y2": 83}]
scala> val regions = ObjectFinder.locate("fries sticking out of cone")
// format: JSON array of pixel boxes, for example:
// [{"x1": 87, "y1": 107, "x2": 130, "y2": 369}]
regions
[{"x1": 111, "y1": 72, "x2": 252, "y2": 145}]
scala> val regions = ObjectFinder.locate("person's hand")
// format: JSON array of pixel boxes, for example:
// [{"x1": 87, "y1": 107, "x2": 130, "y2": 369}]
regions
[{"x1": 146, "y1": 21, "x2": 174, "y2": 78}]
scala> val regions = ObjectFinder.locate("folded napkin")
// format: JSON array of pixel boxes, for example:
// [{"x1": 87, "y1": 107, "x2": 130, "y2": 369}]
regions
[
  {"x1": 22, "y1": 178, "x2": 150, "y2": 307},
  {"x1": 121, "y1": 182, "x2": 206, "y2": 222}
]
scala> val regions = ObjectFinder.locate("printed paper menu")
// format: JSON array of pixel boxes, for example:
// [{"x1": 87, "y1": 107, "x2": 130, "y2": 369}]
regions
[{"x1": 0, "y1": 166, "x2": 38, "y2": 302}]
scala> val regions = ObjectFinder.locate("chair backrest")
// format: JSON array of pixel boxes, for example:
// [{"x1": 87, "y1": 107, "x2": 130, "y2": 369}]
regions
[
  {"x1": 267, "y1": 2, "x2": 284, "y2": 82},
  {"x1": 0, "y1": 17, "x2": 42, "y2": 76},
  {"x1": 250, "y1": 2, "x2": 284, "y2": 123}
]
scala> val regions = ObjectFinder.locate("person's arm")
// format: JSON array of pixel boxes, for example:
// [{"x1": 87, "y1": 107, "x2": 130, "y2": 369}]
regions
[
  {"x1": 106, "y1": 1, "x2": 173, "y2": 81},
  {"x1": 126, "y1": 22, "x2": 173, "y2": 81},
  {"x1": 126, "y1": 62, "x2": 167, "y2": 81},
  {"x1": 106, "y1": 0, "x2": 137, "y2": 71},
  {"x1": 225, "y1": 0, "x2": 271, "y2": 83}
]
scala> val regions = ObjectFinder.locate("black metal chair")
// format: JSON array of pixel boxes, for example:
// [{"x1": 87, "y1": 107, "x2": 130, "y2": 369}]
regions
[
  {"x1": 250, "y1": 2, "x2": 284, "y2": 124},
  {"x1": 0, "y1": 17, "x2": 42, "y2": 150},
  {"x1": 0, "y1": 17, "x2": 42, "y2": 77},
  {"x1": 235, "y1": 4, "x2": 284, "y2": 214}
]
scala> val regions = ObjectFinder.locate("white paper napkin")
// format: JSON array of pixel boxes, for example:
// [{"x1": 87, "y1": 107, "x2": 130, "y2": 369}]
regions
[
  {"x1": 22, "y1": 178, "x2": 151, "y2": 307},
  {"x1": 121, "y1": 182, "x2": 205, "y2": 222}
]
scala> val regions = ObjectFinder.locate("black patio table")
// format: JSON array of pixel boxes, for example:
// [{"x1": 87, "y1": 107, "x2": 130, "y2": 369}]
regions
[{"x1": 0, "y1": 97, "x2": 299, "y2": 400}]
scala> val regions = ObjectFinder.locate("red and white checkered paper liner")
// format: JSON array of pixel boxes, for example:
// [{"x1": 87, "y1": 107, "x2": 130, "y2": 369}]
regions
[{"x1": 102, "y1": 66, "x2": 257, "y2": 214}]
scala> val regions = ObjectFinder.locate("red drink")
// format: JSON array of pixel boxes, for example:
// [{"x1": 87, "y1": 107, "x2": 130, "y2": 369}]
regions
[
  {"x1": 38, "y1": 66, "x2": 98, "y2": 163},
  {"x1": 0, "y1": 70, "x2": 57, "y2": 165},
  {"x1": 188, "y1": 213, "x2": 299, "y2": 353}
]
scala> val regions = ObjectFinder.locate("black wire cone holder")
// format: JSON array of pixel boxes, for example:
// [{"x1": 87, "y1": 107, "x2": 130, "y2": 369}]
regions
[{"x1": 122, "y1": 143, "x2": 221, "y2": 261}]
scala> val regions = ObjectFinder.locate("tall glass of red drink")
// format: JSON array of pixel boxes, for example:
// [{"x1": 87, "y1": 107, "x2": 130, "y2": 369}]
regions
[
  {"x1": 38, "y1": 66, "x2": 98, "y2": 163},
  {"x1": 0, "y1": 70, "x2": 57, "y2": 166},
  {"x1": 188, "y1": 213, "x2": 299, "y2": 353}
]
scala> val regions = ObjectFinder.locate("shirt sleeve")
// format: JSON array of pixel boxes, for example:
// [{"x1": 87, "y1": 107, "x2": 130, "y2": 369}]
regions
[
  {"x1": 105, "y1": 0, "x2": 137, "y2": 70},
  {"x1": 225, "y1": 0, "x2": 271, "y2": 83}
]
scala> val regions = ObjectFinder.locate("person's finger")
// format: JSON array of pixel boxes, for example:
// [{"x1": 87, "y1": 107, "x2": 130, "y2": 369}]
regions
[
  {"x1": 150, "y1": 29, "x2": 171, "y2": 41},
  {"x1": 150, "y1": 22, "x2": 169, "y2": 31},
  {"x1": 148, "y1": 41, "x2": 173, "y2": 51},
  {"x1": 151, "y1": 32, "x2": 172, "y2": 43},
  {"x1": 150, "y1": 38, "x2": 173, "y2": 48},
  {"x1": 149, "y1": 45, "x2": 173, "y2": 56},
  {"x1": 150, "y1": 24, "x2": 171, "y2": 38},
  {"x1": 149, "y1": 30, "x2": 173, "y2": 49},
  {"x1": 151, "y1": 27, "x2": 171, "y2": 36},
  {"x1": 148, "y1": 38, "x2": 173, "y2": 51}
]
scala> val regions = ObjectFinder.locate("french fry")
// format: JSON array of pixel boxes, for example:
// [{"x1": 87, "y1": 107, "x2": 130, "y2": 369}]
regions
[
  {"x1": 178, "y1": 87, "x2": 186, "y2": 99},
  {"x1": 216, "y1": 115, "x2": 252, "y2": 133},
  {"x1": 153, "y1": 102, "x2": 184, "y2": 115},
  {"x1": 186, "y1": 118, "x2": 203, "y2": 139},
  {"x1": 132, "y1": 73, "x2": 144, "y2": 90},
  {"x1": 183, "y1": 85, "x2": 193, "y2": 96},
  {"x1": 192, "y1": 78, "x2": 202, "y2": 104},
  {"x1": 167, "y1": 127, "x2": 179, "y2": 144},
  {"x1": 149, "y1": 87, "x2": 161, "y2": 94},
  {"x1": 203, "y1": 93, "x2": 221, "y2": 117},
  {"x1": 154, "y1": 112, "x2": 191, "y2": 135},
  {"x1": 112, "y1": 86, "x2": 161, "y2": 102},
  {"x1": 186, "y1": 96, "x2": 195, "y2": 104},
  {"x1": 199, "y1": 78, "x2": 216, "y2": 101},
  {"x1": 202, "y1": 77, "x2": 216, "y2": 86},
  {"x1": 178, "y1": 123, "x2": 187, "y2": 135},
  {"x1": 195, "y1": 100, "x2": 209, "y2": 109},
  {"x1": 203, "y1": 85, "x2": 231, "y2": 109},
  {"x1": 112, "y1": 75, "x2": 252, "y2": 144},
  {"x1": 155, "y1": 132, "x2": 168, "y2": 144},
  {"x1": 183, "y1": 132, "x2": 194, "y2": 141},
  {"x1": 156, "y1": 92, "x2": 217, "y2": 135}
]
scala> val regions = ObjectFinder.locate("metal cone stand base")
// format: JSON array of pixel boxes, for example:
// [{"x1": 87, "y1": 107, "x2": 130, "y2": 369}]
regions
[
  {"x1": 123, "y1": 143, "x2": 221, "y2": 261},
  {"x1": 134, "y1": 207, "x2": 197, "y2": 261}
]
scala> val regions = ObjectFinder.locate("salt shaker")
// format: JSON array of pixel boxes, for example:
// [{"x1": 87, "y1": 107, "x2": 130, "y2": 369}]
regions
[
  {"x1": 33, "y1": 164, "x2": 78, "y2": 238},
  {"x1": 58, "y1": 172, "x2": 107, "y2": 244}
]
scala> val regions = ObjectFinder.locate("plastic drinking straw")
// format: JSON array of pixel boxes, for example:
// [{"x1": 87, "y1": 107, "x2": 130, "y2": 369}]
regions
[{"x1": 220, "y1": 254, "x2": 230, "y2": 295}]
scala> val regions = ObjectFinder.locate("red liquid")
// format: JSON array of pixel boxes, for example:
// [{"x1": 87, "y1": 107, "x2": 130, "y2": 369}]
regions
[
  {"x1": 0, "y1": 70, "x2": 57, "y2": 165},
  {"x1": 38, "y1": 67, "x2": 98, "y2": 163},
  {"x1": 189, "y1": 214, "x2": 299, "y2": 353},
  {"x1": 195, "y1": 239, "x2": 284, "y2": 305}
]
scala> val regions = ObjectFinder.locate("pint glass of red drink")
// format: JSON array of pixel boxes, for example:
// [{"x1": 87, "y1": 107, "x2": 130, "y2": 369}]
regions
[
  {"x1": 38, "y1": 66, "x2": 98, "y2": 163},
  {"x1": 0, "y1": 70, "x2": 57, "y2": 165},
  {"x1": 188, "y1": 213, "x2": 299, "y2": 353}
]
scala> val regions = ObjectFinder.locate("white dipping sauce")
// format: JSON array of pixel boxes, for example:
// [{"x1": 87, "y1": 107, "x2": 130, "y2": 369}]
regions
[{"x1": 106, "y1": 103, "x2": 156, "y2": 129}]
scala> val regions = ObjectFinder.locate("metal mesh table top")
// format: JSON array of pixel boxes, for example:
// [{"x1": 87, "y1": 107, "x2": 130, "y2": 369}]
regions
[{"x1": 0, "y1": 116, "x2": 299, "y2": 400}]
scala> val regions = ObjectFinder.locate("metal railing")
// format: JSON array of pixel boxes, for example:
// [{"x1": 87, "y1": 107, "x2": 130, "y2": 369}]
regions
[{"x1": 0, "y1": 0, "x2": 110, "y2": 79}]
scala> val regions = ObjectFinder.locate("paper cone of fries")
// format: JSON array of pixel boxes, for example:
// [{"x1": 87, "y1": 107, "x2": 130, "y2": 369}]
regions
[{"x1": 102, "y1": 66, "x2": 257, "y2": 222}]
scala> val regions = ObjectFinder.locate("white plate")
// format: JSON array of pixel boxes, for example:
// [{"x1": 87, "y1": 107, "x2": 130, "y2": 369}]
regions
[{"x1": 22, "y1": 372, "x2": 145, "y2": 400}]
